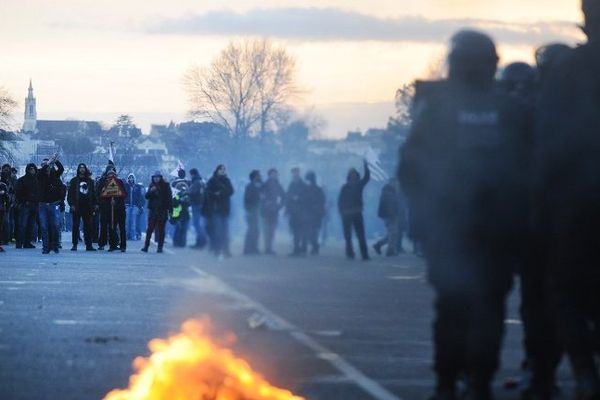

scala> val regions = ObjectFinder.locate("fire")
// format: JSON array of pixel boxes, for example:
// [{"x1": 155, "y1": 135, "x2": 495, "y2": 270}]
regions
[{"x1": 104, "y1": 319, "x2": 305, "y2": 400}]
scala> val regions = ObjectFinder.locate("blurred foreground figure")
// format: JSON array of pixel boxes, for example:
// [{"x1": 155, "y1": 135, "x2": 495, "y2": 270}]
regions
[
  {"x1": 534, "y1": 1, "x2": 600, "y2": 398},
  {"x1": 399, "y1": 30, "x2": 530, "y2": 400}
]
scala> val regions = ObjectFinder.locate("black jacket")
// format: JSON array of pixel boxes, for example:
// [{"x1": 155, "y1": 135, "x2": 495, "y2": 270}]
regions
[
  {"x1": 38, "y1": 160, "x2": 65, "y2": 203},
  {"x1": 96, "y1": 175, "x2": 127, "y2": 210},
  {"x1": 261, "y1": 178, "x2": 285, "y2": 216},
  {"x1": 188, "y1": 176, "x2": 206, "y2": 207},
  {"x1": 15, "y1": 164, "x2": 41, "y2": 206},
  {"x1": 305, "y1": 183, "x2": 326, "y2": 222},
  {"x1": 125, "y1": 174, "x2": 145, "y2": 208},
  {"x1": 68, "y1": 173, "x2": 96, "y2": 211},
  {"x1": 0, "y1": 183, "x2": 9, "y2": 212},
  {"x1": 203, "y1": 174, "x2": 234, "y2": 217},
  {"x1": 338, "y1": 164, "x2": 370, "y2": 215},
  {"x1": 285, "y1": 179, "x2": 308, "y2": 217},
  {"x1": 244, "y1": 182, "x2": 263, "y2": 213},
  {"x1": 145, "y1": 181, "x2": 173, "y2": 213}
]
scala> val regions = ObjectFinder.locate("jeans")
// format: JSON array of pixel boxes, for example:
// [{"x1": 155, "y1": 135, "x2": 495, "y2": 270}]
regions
[
  {"x1": 144, "y1": 218, "x2": 167, "y2": 250},
  {"x1": 209, "y1": 215, "x2": 230, "y2": 256},
  {"x1": 126, "y1": 206, "x2": 140, "y2": 240},
  {"x1": 173, "y1": 218, "x2": 189, "y2": 248},
  {"x1": 17, "y1": 204, "x2": 37, "y2": 246},
  {"x1": 72, "y1": 208, "x2": 94, "y2": 248},
  {"x1": 39, "y1": 202, "x2": 60, "y2": 251},
  {"x1": 341, "y1": 212, "x2": 369, "y2": 259},
  {"x1": 191, "y1": 205, "x2": 207, "y2": 248}
]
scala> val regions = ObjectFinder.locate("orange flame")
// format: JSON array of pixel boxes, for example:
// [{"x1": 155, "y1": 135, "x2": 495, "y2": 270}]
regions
[{"x1": 104, "y1": 319, "x2": 305, "y2": 400}]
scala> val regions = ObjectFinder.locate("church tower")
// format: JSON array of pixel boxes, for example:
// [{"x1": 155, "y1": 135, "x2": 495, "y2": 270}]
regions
[{"x1": 23, "y1": 80, "x2": 37, "y2": 133}]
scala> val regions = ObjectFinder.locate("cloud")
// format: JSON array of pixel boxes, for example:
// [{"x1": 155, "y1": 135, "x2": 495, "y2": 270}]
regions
[{"x1": 148, "y1": 7, "x2": 580, "y2": 45}]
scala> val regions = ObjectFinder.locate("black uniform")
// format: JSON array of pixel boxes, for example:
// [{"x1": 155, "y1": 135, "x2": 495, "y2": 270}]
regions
[
  {"x1": 399, "y1": 30, "x2": 531, "y2": 400},
  {"x1": 534, "y1": 31, "x2": 600, "y2": 396}
]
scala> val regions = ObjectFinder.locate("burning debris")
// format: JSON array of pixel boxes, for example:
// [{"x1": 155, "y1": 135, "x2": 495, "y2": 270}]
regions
[{"x1": 103, "y1": 319, "x2": 305, "y2": 400}]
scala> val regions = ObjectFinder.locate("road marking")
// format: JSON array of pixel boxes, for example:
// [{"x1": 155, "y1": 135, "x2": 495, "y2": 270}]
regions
[
  {"x1": 387, "y1": 275, "x2": 423, "y2": 281},
  {"x1": 189, "y1": 265, "x2": 401, "y2": 400},
  {"x1": 504, "y1": 319, "x2": 522, "y2": 325}
]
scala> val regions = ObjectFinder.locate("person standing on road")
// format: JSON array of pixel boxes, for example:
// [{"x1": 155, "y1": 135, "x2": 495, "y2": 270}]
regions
[
  {"x1": 15, "y1": 163, "x2": 40, "y2": 249},
  {"x1": 261, "y1": 168, "x2": 285, "y2": 255},
  {"x1": 373, "y1": 177, "x2": 404, "y2": 257},
  {"x1": 203, "y1": 164, "x2": 234, "y2": 259},
  {"x1": 243, "y1": 170, "x2": 263, "y2": 255},
  {"x1": 304, "y1": 171, "x2": 326, "y2": 255},
  {"x1": 171, "y1": 181, "x2": 191, "y2": 248},
  {"x1": 286, "y1": 167, "x2": 308, "y2": 257},
  {"x1": 97, "y1": 167, "x2": 127, "y2": 252},
  {"x1": 0, "y1": 182, "x2": 10, "y2": 252},
  {"x1": 142, "y1": 171, "x2": 172, "y2": 253},
  {"x1": 1, "y1": 163, "x2": 17, "y2": 245},
  {"x1": 67, "y1": 163, "x2": 97, "y2": 251},
  {"x1": 38, "y1": 155, "x2": 65, "y2": 254},
  {"x1": 188, "y1": 168, "x2": 207, "y2": 249},
  {"x1": 399, "y1": 30, "x2": 530, "y2": 400},
  {"x1": 125, "y1": 173, "x2": 145, "y2": 241},
  {"x1": 338, "y1": 160, "x2": 371, "y2": 261}
]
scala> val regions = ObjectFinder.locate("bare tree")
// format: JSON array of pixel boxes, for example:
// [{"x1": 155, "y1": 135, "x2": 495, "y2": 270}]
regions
[
  {"x1": 184, "y1": 39, "x2": 299, "y2": 138},
  {"x1": 0, "y1": 88, "x2": 17, "y2": 162}
]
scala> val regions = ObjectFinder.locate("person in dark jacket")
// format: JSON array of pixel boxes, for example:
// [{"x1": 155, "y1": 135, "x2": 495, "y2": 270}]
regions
[
  {"x1": 373, "y1": 178, "x2": 406, "y2": 256},
  {"x1": 0, "y1": 182, "x2": 9, "y2": 252},
  {"x1": 67, "y1": 163, "x2": 97, "y2": 251},
  {"x1": 96, "y1": 167, "x2": 127, "y2": 252},
  {"x1": 125, "y1": 173, "x2": 145, "y2": 241},
  {"x1": 286, "y1": 167, "x2": 308, "y2": 256},
  {"x1": 38, "y1": 156, "x2": 65, "y2": 254},
  {"x1": 171, "y1": 181, "x2": 191, "y2": 248},
  {"x1": 532, "y1": 2, "x2": 600, "y2": 397},
  {"x1": 338, "y1": 161, "x2": 371, "y2": 260},
  {"x1": 142, "y1": 171, "x2": 172, "y2": 253},
  {"x1": 261, "y1": 168, "x2": 285, "y2": 255},
  {"x1": 243, "y1": 170, "x2": 263, "y2": 255},
  {"x1": 15, "y1": 163, "x2": 40, "y2": 249},
  {"x1": 203, "y1": 164, "x2": 234, "y2": 259},
  {"x1": 1, "y1": 163, "x2": 17, "y2": 245},
  {"x1": 304, "y1": 171, "x2": 326, "y2": 255},
  {"x1": 188, "y1": 168, "x2": 207, "y2": 249}
]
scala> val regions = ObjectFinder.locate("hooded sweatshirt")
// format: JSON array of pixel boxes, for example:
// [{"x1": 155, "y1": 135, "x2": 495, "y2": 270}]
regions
[
  {"x1": 68, "y1": 163, "x2": 96, "y2": 210},
  {"x1": 16, "y1": 163, "x2": 41, "y2": 206},
  {"x1": 125, "y1": 173, "x2": 145, "y2": 208}
]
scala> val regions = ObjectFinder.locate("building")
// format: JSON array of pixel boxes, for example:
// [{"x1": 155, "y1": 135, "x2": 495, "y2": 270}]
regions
[{"x1": 21, "y1": 81, "x2": 103, "y2": 137}]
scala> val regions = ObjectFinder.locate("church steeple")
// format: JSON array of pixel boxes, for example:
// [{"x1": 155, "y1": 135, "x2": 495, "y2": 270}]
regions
[{"x1": 23, "y1": 79, "x2": 37, "y2": 133}]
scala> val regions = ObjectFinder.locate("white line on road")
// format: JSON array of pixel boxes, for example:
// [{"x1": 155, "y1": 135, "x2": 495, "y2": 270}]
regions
[{"x1": 189, "y1": 265, "x2": 402, "y2": 400}]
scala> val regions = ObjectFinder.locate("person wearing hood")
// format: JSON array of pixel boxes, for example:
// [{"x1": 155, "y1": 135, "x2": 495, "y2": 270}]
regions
[
  {"x1": 203, "y1": 164, "x2": 234, "y2": 259},
  {"x1": 142, "y1": 171, "x2": 172, "y2": 253},
  {"x1": 373, "y1": 178, "x2": 406, "y2": 257},
  {"x1": 171, "y1": 181, "x2": 191, "y2": 248},
  {"x1": 15, "y1": 163, "x2": 40, "y2": 249},
  {"x1": 171, "y1": 168, "x2": 189, "y2": 189},
  {"x1": 0, "y1": 181, "x2": 10, "y2": 252},
  {"x1": 338, "y1": 160, "x2": 371, "y2": 261},
  {"x1": 188, "y1": 168, "x2": 207, "y2": 249},
  {"x1": 243, "y1": 170, "x2": 263, "y2": 255},
  {"x1": 96, "y1": 166, "x2": 127, "y2": 252},
  {"x1": 67, "y1": 163, "x2": 96, "y2": 251},
  {"x1": 261, "y1": 168, "x2": 285, "y2": 255},
  {"x1": 125, "y1": 173, "x2": 145, "y2": 241},
  {"x1": 285, "y1": 167, "x2": 308, "y2": 256},
  {"x1": 304, "y1": 171, "x2": 326, "y2": 255},
  {"x1": 1, "y1": 164, "x2": 16, "y2": 245},
  {"x1": 38, "y1": 155, "x2": 65, "y2": 254}
]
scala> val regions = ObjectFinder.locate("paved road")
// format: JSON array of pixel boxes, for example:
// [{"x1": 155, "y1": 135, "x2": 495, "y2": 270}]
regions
[{"x1": 0, "y1": 241, "x2": 573, "y2": 400}]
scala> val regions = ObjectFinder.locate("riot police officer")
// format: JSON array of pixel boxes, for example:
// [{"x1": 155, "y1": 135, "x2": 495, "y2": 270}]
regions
[
  {"x1": 534, "y1": 1, "x2": 600, "y2": 398},
  {"x1": 399, "y1": 30, "x2": 531, "y2": 400}
]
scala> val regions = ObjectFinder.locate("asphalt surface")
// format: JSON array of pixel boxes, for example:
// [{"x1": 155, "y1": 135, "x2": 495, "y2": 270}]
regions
[{"x1": 0, "y1": 239, "x2": 574, "y2": 400}]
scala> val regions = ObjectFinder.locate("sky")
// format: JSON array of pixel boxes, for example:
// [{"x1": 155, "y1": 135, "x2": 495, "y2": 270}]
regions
[{"x1": 0, "y1": 0, "x2": 585, "y2": 137}]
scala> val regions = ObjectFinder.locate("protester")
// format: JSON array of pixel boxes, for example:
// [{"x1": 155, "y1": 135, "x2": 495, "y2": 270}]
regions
[
  {"x1": 142, "y1": 171, "x2": 172, "y2": 253},
  {"x1": 67, "y1": 163, "x2": 97, "y2": 251},
  {"x1": 1, "y1": 164, "x2": 17, "y2": 245},
  {"x1": 188, "y1": 168, "x2": 207, "y2": 249},
  {"x1": 171, "y1": 181, "x2": 191, "y2": 248},
  {"x1": 373, "y1": 178, "x2": 405, "y2": 257},
  {"x1": 243, "y1": 170, "x2": 263, "y2": 255},
  {"x1": 0, "y1": 182, "x2": 9, "y2": 252},
  {"x1": 286, "y1": 167, "x2": 308, "y2": 256},
  {"x1": 261, "y1": 168, "x2": 285, "y2": 255},
  {"x1": 15, "y1": 163, "x2": 39, "y2": 249},
  {"x1": 338, "y1": 161, "x2": 371, "y2": 261},
  {"x1": 97, "y1": 167, "x2": 127, "y2": 252},
  {"x1": 304, "y1": 171, "x2": 326, "y2": 255},
  {"x1": 125, "y1": 173, "x2": 145, "y2": 241},
  {"x1": 38, "y1": 155, "x2": 65, "y2": 254},
  {"x1": 203, "y1": 164, "x2": 234, "y2": 259}
]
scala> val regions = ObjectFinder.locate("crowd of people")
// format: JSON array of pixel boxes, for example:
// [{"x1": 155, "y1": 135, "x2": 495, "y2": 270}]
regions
[
  {"x1": 0, "y1": 154, "x2": 410, "y2": 260},
  {"x1": 398, "y1": 1, "x2": 600, "y2": 399}
]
